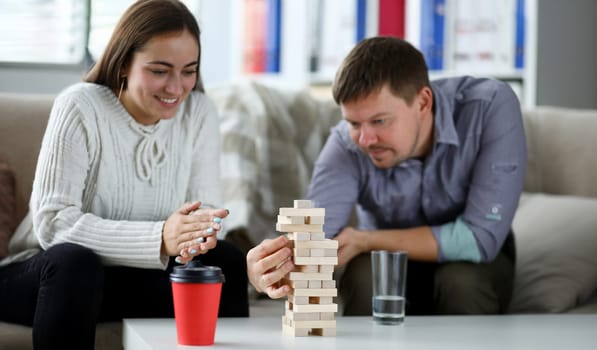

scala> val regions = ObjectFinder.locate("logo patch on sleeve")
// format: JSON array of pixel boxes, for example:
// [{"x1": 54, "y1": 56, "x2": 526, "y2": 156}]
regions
[{"x1": 485, "y1": 205, "x2": 502, "y2": 221}]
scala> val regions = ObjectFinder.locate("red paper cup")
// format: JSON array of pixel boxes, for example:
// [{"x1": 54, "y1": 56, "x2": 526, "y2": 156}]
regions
[{"x1": 170, "y1": 261, "x2": 225, "y2": 346}]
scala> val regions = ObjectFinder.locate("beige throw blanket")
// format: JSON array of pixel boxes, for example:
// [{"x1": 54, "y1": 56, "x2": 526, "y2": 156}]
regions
[{"x1": 208, "y1": 82, "x2": 341, "y2": 247}]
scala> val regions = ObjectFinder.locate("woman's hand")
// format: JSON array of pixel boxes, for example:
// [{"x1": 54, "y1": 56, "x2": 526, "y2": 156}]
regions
[
  {"x1": 161, "y1": 201, "x2": 229, "y2": 264},
  {"x1": 246, "y1": 235, "x2": 295, "y2": 299}
]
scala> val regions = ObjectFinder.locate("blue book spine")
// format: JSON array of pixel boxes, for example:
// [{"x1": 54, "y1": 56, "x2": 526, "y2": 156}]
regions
[
  {"x1": 515, "y1": 0, "x2": 525, "y2": 69},
  {"x1": 432, "y1": 0, "x2": 445, "y2": 70},
  {"x1": 356, "y1": 0, "x2": 367, "y2": 42},
  {"x1": 265, "y1": 0, "x2": 282, "y2": 73},
  {"x1": 420, "y1": 0, "x2": 435, "y2": 70}
]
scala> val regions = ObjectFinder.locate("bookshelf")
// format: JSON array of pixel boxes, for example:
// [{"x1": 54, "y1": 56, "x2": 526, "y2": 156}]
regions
[
  {"x1": 421, "y1": 0, "x2": 533, "y2": 108},
  {"x1": 198, "y1": 0, "x2": 597, "y2": 109}
]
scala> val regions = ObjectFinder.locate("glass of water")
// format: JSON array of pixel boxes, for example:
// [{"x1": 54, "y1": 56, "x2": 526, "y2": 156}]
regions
[{"x1": 371, "y1": 250, "x2": 407, "y2": 325}]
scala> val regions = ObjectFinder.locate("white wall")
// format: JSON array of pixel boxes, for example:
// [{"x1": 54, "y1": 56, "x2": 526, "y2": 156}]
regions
[
  {"x1": 535, "y1": 0, "x2": 597, "y2": 109},
  {"x1": 0, "y1": 63, "x2": 84, "y2": 95}
]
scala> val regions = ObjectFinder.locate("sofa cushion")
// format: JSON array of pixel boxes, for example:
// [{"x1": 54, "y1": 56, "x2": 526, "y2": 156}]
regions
[
  {"x1": 522, "y1": 107, "x2": 597, "y2": 197},
  {"x1": 0, "y1": 93, "x2": 54, "y2": 224},
  {"x1": 0, "y1": 160, "x2": 17, "y2": 258},
  {"x1": 509, "y1": 193, "x2": 597, "y2": 313}
]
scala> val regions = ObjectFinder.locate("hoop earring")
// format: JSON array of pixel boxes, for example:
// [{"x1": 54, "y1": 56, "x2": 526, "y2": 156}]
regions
[{"x1": 118, "y1": 79, "x2": 125, "y2": 101}]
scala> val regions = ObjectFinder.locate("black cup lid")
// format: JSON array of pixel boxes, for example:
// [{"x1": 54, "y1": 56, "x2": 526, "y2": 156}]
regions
[{"x1": 169, "y1": 261, "x2": 225, "y2": 283}]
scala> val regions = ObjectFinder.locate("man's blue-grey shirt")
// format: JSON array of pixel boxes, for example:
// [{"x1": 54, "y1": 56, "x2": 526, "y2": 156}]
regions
[{"x1": 307, "y1": 77, "x2": 526, "y2": 263}]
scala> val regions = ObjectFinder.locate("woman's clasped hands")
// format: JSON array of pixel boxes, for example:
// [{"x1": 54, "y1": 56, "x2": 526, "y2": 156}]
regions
[{"x1": 162, "y1": 201, "x2": 229, "y2": 264}]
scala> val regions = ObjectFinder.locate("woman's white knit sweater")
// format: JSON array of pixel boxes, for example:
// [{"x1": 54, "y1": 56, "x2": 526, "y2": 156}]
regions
[{"x1": 4, "y1": 83, "x2": 222, "y2": 269}]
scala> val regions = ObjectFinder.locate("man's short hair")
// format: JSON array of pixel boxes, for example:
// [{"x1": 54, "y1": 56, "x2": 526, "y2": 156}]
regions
[{"x1": 332, "y1": 37, "x2": 430, "y2": 105}]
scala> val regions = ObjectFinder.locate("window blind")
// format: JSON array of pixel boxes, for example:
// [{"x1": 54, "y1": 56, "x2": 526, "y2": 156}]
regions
[{"x1": 0, "y1": 0, "x2": 87, "y2": 64}]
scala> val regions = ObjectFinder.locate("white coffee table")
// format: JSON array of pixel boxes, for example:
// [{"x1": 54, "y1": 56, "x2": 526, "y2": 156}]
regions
[{"x1": 123, "y1": 314, "x2": 596, "y2": 349}]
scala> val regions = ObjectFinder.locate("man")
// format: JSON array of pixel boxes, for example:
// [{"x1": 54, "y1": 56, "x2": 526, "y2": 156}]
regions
[{"x1": 247, "y1": 37, "x2": 525, "y2": 315}]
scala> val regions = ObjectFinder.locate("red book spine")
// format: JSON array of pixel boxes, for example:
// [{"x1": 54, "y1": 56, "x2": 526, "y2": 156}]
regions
[
  {"x1": 378, "y1": 0, "x2": 405, "y2": 38},
  {"x1": 243, "y1": 0, "x2": 267, "y2": 73}
]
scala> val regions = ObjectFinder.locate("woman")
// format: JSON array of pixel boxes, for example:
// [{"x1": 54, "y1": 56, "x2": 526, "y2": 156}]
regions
[{"x1": 0, "y1": 1, "x2": 248, "y2": 348}]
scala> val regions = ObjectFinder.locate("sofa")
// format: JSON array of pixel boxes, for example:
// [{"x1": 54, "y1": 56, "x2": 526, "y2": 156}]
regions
[{"x1": 1, "y1": 82, "x2": 597, "y2": 349}]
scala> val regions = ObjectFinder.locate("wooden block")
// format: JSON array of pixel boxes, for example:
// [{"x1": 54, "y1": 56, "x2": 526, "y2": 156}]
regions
[
  {"x1": 290, "y1": 320, "x2": 336, "y2": 329},
  {"x1": 321, "y1": 280, "x2": 336, "y2": 288},
  {"x1": 308, "y1": 280, "x2": 322, "y2": 289},
  {"x1": 291, "y1": 280, "x2": 308, "y2": 288},
  {"x1": 283, "y1": 325, "x2": 309, "y2": 337},
  {"x1": 286, "y1": 300, "x2": 336, "y2": 313},
  {"x1": 294, "y1": 257, "x2": 338, "y2": 266},
  {"x1": 284, "y1": 311, "x2": 336, "y2": 338},
  {"x1": 294, "y1": 200, "x2": 313, "y2": 208},
  {"x1": 279, "y1": 208, "x2": 325, "y2": 217},
  {"x1": 288, "y1": 272, "x2": 333, "y2": 281},
  {"x1": 298, "y1": 265, "x2": 318, "y2": 273},
  {"x1": 306, "y1": 216, "x2": 325, "y2": 224},
  {"x1": 294, "y1": 288, "x2": 337, "y2": 297},
  {"x1": 276, "y1": 223, "x2": 323, "y2": 233},
  {"x1": 294, "y1": 240, "x2": 338, "y2": 249},
  {"x1": 310, "y1": 328, "x2": 336, "y2": 336},
  {"x1": 310, "y1": 248, "x2": 325, "y2": 257},
  {"x1": 293, "y1": 303, "x2": 337, "y2": 313},
  {"x1": 282, "y1": 321, "x2": 310, "y2": 337},
  {"x1": 289, "y1": 295, "x2": 309, "y2": 305},
  {"x1": 287, "y1": 232, "x2": 310, "y2": 241},
  {"x1": 285, "y1": 309, "x2": 320, "y2": 321},
  {"x1": 324, "y1": 248, "x2": 337, "y2": 257},
  {"x1": 294, "y1": 248, "x2": 310, "y2": 257},
  {"x1": 319, "y1": 265, "x2": 334, "y2": 273},
  {"x1": 310, "y1": 232, "x2": 325, "y2": 240},
  {"x1": 320, "y1": 312, "x2": 335, "y2": 320},
  {"x1": 278, "y1": 215, "x2": 305, "y2": 224}
]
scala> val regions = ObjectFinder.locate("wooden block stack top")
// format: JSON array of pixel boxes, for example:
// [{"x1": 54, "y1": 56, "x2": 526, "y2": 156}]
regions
[{"x1": 277, "y1": 199, "x2": 338, "y2": 337}]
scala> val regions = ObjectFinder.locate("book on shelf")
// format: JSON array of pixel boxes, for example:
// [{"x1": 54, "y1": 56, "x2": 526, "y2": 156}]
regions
[
  {"x1": 356, "y1": 0, "x2": 367, "y2": 42},
  {"x1": 276, "y1": 0, "x2": 312, "y2": 87},
  {"x1": 308, "y1": 0, "x2": 324, "y2": 73},
  {"x1": 314, "y1": 0, "x2": 404, "y2": 80},
  {"x1": 235, "y1": 0, "x2": 526, "y2": 88},
  {"x1": 443, "y1": 0, "x2": 517, "y2": 73},
  {"x1": 265, "y1": 0, "x2": 282, "y2": 73},
  {"x1": 365, "y1": 0, "x2": 380, "y2": 39},
  {"x1": 419, "y1": 0, "x2": 445, "y2": 71},
  {"x1": 241, "y1": 0, "x2": 282, "y2": 74},
  {"x1": 432, "y1": 0, "x2": 446, "y2": 71},
  {"x1": 494, "y1": 0, "x2": 516, "y2": 72},
  {"x1": 317, "y1": 0, "x2": 358, "y2": 80},
  {"x1": 515, "y1": 0, "x2": 525, "y2": 69},
  {"x1": 242, "y1": 0, "x2": 267, "y2": 73},
  {"x1": 342, "y1": 0, "x2": 389, "y2": 44},
  {"x1": 378, "y1": 0, "x2": 405, "y2": 38}
]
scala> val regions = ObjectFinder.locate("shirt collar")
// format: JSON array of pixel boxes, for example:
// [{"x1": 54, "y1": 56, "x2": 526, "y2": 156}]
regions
[{"x1": 431, "y1": 82, "x2": 459, "y2": 147}]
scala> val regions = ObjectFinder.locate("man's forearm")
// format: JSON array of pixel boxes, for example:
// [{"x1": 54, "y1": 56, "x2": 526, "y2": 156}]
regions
[{"x1": 363, "y1": 226, "x2": 439, "y2": 262}]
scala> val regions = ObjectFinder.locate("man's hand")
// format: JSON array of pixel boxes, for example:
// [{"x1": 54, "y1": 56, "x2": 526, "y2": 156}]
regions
[
  {"x1": 246, "y1": 235, "x2": 295, "y2": 299},
  {"x1": 335, "y1": 226, "x2": 369, "y2": 267}
]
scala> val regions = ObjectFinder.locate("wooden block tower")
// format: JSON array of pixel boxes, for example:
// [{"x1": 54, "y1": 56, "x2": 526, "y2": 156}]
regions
[{"x1": 277, "y1": 199, "x2": 338, "y2": 337}]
